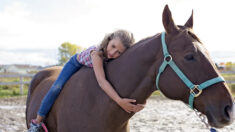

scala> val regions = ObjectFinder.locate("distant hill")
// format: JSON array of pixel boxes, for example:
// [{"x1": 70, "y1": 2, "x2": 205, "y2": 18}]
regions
[
  {"x1": 0, "y1": 49, "x2": 234, "y2": 67},
  {"x1": 0, "y1": 49, "x2": 58, "y2": 67},
  {"x1": 210, "y1": 51, "x2": 235, "y2": 63},
  {"x1": 0, "y1": 64, "x2": 43, "y2": 74}
]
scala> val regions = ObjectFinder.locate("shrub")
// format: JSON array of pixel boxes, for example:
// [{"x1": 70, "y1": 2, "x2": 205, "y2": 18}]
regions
[
  {"x1": 230, "y1": 84, "x2": 235, "y2": 93},
  {"x1": 1, "y1": 85, "x2": 9, "y2": 89}
]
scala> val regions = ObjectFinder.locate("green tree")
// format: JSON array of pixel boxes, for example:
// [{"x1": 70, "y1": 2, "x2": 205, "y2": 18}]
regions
[
  {"x1": 58, "y1": 42, "x2": 83, "y2": 65},
  {"x1": 225, "y1": 62, "x2": 233, "y2": 71}
]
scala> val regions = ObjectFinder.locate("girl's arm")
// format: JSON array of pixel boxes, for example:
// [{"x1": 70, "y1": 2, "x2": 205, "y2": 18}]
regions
[{"x1": 91, "y1": 51, "x2": 144, "y2": 113}]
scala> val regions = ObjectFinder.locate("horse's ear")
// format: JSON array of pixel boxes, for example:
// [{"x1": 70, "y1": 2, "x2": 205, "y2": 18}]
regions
[
  {"x1": 162, "y1": 5, "x2": 178, "y2": 34},
  {"x1": 184, "y1": 10, "x2": 193, "y2": 29}
]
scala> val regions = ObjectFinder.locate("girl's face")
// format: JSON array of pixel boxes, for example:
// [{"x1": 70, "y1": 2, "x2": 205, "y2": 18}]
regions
[{"x1": 106, "y1": 38, "x2": 126, "y2": 59}]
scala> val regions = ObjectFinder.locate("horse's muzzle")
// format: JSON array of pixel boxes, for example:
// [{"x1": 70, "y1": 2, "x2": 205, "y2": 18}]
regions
[{"x1": 207, "y1": 101, "x2": 235, "y2": 128}]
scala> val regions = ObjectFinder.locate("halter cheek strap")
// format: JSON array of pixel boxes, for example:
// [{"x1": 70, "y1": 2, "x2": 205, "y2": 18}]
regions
[{"x1": 156, "y1": 32, "x2": 225, "y2": 109}]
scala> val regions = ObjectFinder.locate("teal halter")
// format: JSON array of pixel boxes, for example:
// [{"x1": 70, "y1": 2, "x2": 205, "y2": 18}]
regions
[{"x1": 156, "y1": 32, "x2": 225, "y2": 109}]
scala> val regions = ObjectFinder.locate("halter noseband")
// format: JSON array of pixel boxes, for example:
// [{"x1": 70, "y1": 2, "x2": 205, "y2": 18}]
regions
[{"x1": 156, "y1": 32, "x2": 225, "y2": 109}]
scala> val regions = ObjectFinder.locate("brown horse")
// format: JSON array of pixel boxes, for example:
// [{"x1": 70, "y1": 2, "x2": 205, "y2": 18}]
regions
[{"x1": 26, "y1": 5, "x2": 235, "y2": 132}]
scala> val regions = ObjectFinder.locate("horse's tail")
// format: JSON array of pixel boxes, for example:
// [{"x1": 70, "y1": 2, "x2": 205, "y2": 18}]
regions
[{"x1": 25, "y1": 66, "x2": 62, "y2": 128}]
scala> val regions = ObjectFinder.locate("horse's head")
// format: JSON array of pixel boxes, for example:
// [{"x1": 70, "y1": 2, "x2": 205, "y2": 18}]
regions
[{"x1": 158, "y1": 5, "x2": 235, "y2": 128}]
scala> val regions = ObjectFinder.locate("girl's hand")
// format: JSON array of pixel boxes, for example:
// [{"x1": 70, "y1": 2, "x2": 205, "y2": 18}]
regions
[
  {"x1": 117, "y1": 98, "x2": 146, "y2": 113},
  {"x1": 117, "y1": 98, "x2": 137, "y2": 113},
  {"x1": 133, "y1": 103, "x2": 145, "y2": 113}
]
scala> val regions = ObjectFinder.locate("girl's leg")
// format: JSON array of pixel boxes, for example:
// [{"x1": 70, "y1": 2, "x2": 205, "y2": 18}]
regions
[{"x1": 37, "y1": 54, "x2": 82, "y2": 119}]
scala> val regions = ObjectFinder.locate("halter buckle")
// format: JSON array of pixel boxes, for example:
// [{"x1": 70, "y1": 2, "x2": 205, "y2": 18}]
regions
[
  {"x1": 164, "y1": 55, "x2": 172, "y2": 63},
  {"x1": 190, "y1": 85, "x2": 202, "y2": 97}
]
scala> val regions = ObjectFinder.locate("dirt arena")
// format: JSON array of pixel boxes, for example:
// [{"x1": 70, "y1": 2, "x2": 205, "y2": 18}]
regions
[{"x1": 0, "y1": 96, "x2": 234, "y2": 132}]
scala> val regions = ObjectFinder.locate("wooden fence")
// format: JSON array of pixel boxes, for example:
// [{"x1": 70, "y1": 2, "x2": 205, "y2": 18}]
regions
[
  {"x1": 0, "y1": 74, "x2": 35, "y2": 95},
  {"x1": 0, "y1": 73, "x2": 234, "y2": 95}
]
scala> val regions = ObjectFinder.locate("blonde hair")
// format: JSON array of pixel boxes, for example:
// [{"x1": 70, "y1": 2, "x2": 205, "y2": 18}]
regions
[{"x1": 99, "y1": 29, "x2": 135, "y2": 58}]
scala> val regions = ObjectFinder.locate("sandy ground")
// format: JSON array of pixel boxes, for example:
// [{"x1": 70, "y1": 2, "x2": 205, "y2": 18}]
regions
[{"x1": 0, "y1": 96, "x2": 234, "y2": 132}]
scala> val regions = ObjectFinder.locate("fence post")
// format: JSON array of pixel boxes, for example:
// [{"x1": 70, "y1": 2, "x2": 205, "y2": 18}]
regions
[{"x1": 20, "y1": 76, "x2": 23, "y2": 95}]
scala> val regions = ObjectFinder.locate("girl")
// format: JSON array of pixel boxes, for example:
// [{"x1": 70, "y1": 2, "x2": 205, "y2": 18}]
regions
[{"x1": 28, "y1": 29, "x2": 145, "y2": 132}]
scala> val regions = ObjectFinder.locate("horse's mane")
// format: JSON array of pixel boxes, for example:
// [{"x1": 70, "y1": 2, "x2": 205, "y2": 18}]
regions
[{"x1": 126, "y1": 33, "x2": 161, "y2": 53}]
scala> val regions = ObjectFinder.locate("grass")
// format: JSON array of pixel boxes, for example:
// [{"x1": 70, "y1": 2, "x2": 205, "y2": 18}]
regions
[
  {"x1": 152, "y1": 91, "x2": 162, "y2": 96},
  {"x1": 0, "y1": 76, "x2": 30, "y2": 98},
  {"x1": 0, "y1": 85, "x2": 29, "y2": 98},
  {"x1": 221, "y1": 73, "x2": 235, "y2": 83},
  {"x1": 221, "y1": 73, "x2": 235, "y2": 78},
  {"x1": 151, "y1": 73, "x2": 235, "y2": 96}
]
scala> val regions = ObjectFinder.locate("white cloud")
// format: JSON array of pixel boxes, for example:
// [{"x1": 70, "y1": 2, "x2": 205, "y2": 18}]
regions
[
  {"x1": 0, "y1": 49, "x2": 58, "y2": 66},
  {"x1": 0, "y1": 0, "x2": 234, "y2": 66}
]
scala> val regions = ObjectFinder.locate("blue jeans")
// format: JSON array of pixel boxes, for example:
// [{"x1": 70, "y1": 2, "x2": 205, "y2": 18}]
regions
[{"x1": 37, "y1": 54, "x2": 82, "y2": 117}]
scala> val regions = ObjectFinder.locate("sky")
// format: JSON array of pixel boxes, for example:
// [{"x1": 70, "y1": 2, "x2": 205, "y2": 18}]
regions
[{"x1": 0, "y1": 0, "x2": 235, "y2": 66}]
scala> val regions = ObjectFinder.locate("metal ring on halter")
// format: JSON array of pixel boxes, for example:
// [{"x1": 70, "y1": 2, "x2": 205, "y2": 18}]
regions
[
  {"x1": 164, "y1": 55, "x2": 172, "y2": 63},
  {"x1": 190, "y1": 85, "x2": 202, "y2": 97}
]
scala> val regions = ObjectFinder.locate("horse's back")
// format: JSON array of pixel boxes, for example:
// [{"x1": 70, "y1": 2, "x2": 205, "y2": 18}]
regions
[
  {"x1": 48, "y1": 68, "x2": 120, "y2": 131},
  {"x1": 26, "y1": 66, "x2": 127, "y2": 132},
  {"x1": 26, "y1": 66, "x2": 62, "y2": 128}
]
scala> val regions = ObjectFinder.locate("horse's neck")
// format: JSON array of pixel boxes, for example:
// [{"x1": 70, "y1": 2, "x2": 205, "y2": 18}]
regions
[{"x1": 105, "y1": 33, "x2": 163, "y2": 103}]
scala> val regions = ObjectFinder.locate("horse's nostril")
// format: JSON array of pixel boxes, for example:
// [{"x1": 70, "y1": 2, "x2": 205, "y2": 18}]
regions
[{"x1": 224, "y1": 105, "x2": 231, "y2": 120}]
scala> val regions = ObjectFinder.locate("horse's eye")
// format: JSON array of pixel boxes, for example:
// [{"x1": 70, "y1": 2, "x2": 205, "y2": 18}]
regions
[{"x1": 184, "y1": 54, "x2": 195, "y2": 61}]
